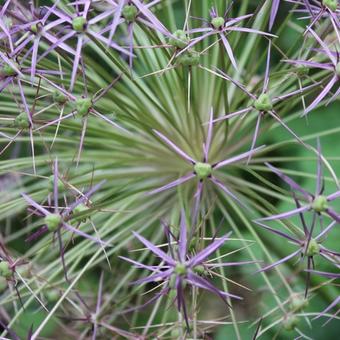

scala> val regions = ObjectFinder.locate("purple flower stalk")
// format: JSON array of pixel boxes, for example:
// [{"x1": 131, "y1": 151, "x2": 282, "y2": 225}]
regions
[
  {"x1": 210, "y1": 41, "x2": 312, "y2": 154},
  {"x1": 22, "y1": 159, "x2": 109, "y2": 278},
  {"x1": 120, "y1": 212, "x2": 254, "y2": 328},
  {"x1": 148, "y1": 109, "x2": 265, "y2": 224},
  {"x1": 284, "y1": 27, "x2": 340, "y2": 115},
  {"x1": 255, "y1": 218, "x2": 340, "y2": 296},
  {"x1": 256, "y1": 142, "x2": 340, "y2": 224},
  {"x1": 179, "y1": 5, "x2": 274, "y2": 71}
]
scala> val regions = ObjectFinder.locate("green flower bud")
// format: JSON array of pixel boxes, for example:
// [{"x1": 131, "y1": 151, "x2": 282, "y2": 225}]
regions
[
  {"x1": 282, "y1": 315, "x2": 298, "y2": 331},
  {"x1": 211, "y1": 16, "x2": 225, "y2": 29},
  {"x1": 169, "y1": 30, "x2": 189, "y2": 49},
  {"x1": 72, "y1": 16, "x2": 87, "y2": 32},
  {"x1": 194, "y1": 162, "x2": 212, "y2": 179},
  {"x1": 194, "y1": 264, "x2": 205, "y2": 275},
  {"x1": 0, "y1": 277, "x2": 7, "y2": 293},
  {"x1": 323, "y1": 0, "x2": 337, "y2": 11},
  {"x1": 174, "y1": 263, "x2": 187, "y2": 275},
  {"x1": 14, "y1": 112, "x2": 30, "y2": 129},
  {"x1": 46, "y1": 288, "x2": 60, "y2": 303},
  {"x1": 1, "y1": 62, "x2": 19, "y2": 77},
  {"x1": 73, "y1": 203, "x2": 88, "y2": 222},
  {"x1": 30, "y1": 23, "x2": 40, "y2": 33},
  {"x1": 254, "y1": 93, "x2": 273, "y2": 111},
  {"x1": 0, "y1": 261, "x2": 12, "y2": 279},
  {"x1": 76, "y1": 97, "x2": 92, "y2": 116},
  {"x1": 177, "y1": 50, "x2": 200, "y2": 66},
  {"x1": 48, "y1": 175, "x2": 65, "y2": 193},
  {"x1": 312, "y1": 195, "x2": 328, "y2": 213},
  {"x1": 304, "y1": 239, "x2": 320, "y2": 257},
  {"x1": 44, "y1": 214, "x2": 61, "y2": 232},
  {"x1": 289, "y1": 294, "x2": 308, "y2": 312},
  {"x1": 53, "y1": 91, "x2": 68, "y2": 104},
  {"x1": 122, "y1": 5, "x2": 138, "y2": 22}
]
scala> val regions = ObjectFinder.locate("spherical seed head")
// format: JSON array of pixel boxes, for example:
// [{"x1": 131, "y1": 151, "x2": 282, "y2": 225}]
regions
[
  {"x1": 283, "y1": 315, "x2": 298, "y2": 331},
  {"x1": 194, "y1": 162, "x2": 212, "y2": 179},
  {"x1": 194, "y1": 264, "x2": 205, "y2": 275},
  {"x1": 0, "y1": 277, "x2": 7, "y2": 293},
  {"x1": 53, "y1": 91, "x2": 68, "y2": 104},
  {"x1": 2, "y1": 62, "x2": 19, "y2": 77},
  {"x1": 122, "y1": 5, "x2": 138, "y2": 22},
  {"x1": 254, "y1": 93, "x2": 273, "y2": 111},
  {"x1": 289, "y1": 294, "x2": 308, "y2": 312},
  {"x1": 323, "y1": 0, "x2": 337, "y2": 11},
  {"x1": 305, "y1": 238, "x2": 320, "y2": 257},
  {"x1": 177, "y1": 50, "x2": 200, "y2": 66},
  {"x1": 0, "y1": 261, "x2": 11, "y2": 279},
  {"x1": 169, "y1": 30, "x2": 189, "y2": 49},
  {"x1": 47, "y1": 175, "x2": 65, "y2": 193},
  {"x1": 211, "y1": 16, "x2": 225, "y2": 29},
  {"x1": 76, "y1": 97, "x2": 92, "y2": 116},
  {"x1": 174, "y1": 263, "x2": 187, "y2": 275},
  {"x1": 336, "y1": 63, "x2": 340, "y2": 77},
  {"x1": 44, "y1": 214, "x2": 61, "y2": 232},
  {"x1": 312, "y1": 195, "x2": 328, "y2": 213},
  {"x1": 72, "y1": 16, "x2": 87, "y2": 32},
  {"x1": 14, "y1": 112, "x2": 30, "y2": 129}
]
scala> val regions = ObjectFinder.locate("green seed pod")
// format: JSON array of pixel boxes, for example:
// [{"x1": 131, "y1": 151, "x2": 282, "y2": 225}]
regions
[
  {"x1": 30, "y1": 23, "x2": 40, "y2": 33},
  {"x1": 289, "y1": 294, "x2": 308, "y2": 312},
  {"x1": 1, "y1": 62, "x2": 19, "y2": 77},
  {"x1": 193, "y1": 264, "x2": 205, "y2": 275},
  {"x1": 174, "y1": 263, "x2": 187, "y2": 275},
  {"x1": 48, "y1": 175, "x2": 65, "y2": 193},
  {"x1": 177, "y1": 50, "x2": 200, "y2": 66},
  {"x1": 282, "y1": 314, "x2": 298, "y2": 331},
  {"x1": 194, "y1": 162, "x2": 212, "y2": 179},
  {"x1": 53, "y1": 91, "x2": 68, "y2": 104},
  {"x1": 305, "y1": 239, "x2": 320, "y2": 257},
  {"x1": 312, "y1": 195, "x2": 328, "y2": 213},
  {"x1": 44, "y1": 214, "x2": 62, "y2": 232},
  {"x1": 169, "y1": 30, "x2": 189, "y2": 49},
  {"x1": 14, "y1": 112, "x2": 30, "y2": 129},
  {"x1": 211, "y1": 16, "x2": 225, "y2": 29},
  {"x1": 0, "y1": 277, "x2": 7, "y2": 293},
  {"x1": 254, "y1": 93, "x2": 273, "y2": 111},
  {"x1": 73, "y1": 203, "x2": 88, "y2": 222},
  {"x1": 0, "y1": 261, "x2": 12, "y2": 279},
  {"x1": 122, "y1": 5, "x2": 138, "y2": 22},
  {"x1": 46, "y1": 288, "x2": 60, "y2": 303},
  {"x1": 76, "y1": 97, "x2": 92, "y2": 116},
  {"x1": 323, "y1": 0, "x2": 337, "y2": 11},
  {"x1": 72, "y1": 16, "x2": 87, "y2": 32}
]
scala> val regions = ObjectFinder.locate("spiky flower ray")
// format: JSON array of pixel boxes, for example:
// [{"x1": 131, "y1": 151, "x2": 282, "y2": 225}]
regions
[{"x1": 0, "y1": 0, "x2": 340, "y2": 338}]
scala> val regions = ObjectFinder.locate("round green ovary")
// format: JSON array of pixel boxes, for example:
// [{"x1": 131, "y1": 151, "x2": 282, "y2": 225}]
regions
[
  {"x1": 72, "y1": 16, "x2": 87, "y2": 32},
  {"x1": 53, "y1": 91, "x2": 67, "y2": 104},
  {"x1": 312, "y1": 195, "x2": 328, "y2": 213},
  {"x1": 169, "y1": 30, "x2": 188, "y2": 49},
  {"x1": 305, "y1": 239, "x2": 320, "y2": 257},
  {"x1": 14, "y1": 112, "x2": 30, "y2": 129},
  {"x1": 254, "y1": 93, "x2": 273, "y2": 111},
  {"x1": 211, "y1": 16, "x2": 225, "y2": 29},
  {"x1": 174, "y1": 263, "x2": 187, "y2": 275},
  {"x1": 44, "y1": 214, "x2": 61, "y2": 232},
  {"x1": 323, "y1": 0, "x2": 337, "y2": 11},
  {"x1": 0, "y1": 261, "x2": 11, "y2": 279},
  {"x1": 194, "y1": 162, "x2": 212, "y2": 179},
  {"x1": 122, "y1": 5, "x2": 138, "y2": 22},
  {"x1": 283, "y1": 315, "x2": 298, "y2": 331},
  {"x1": 177, "y1": 50, "x2": 200, "y2": 66},
  {"x1": 48, "y1": 176, "x2": 65, "y2": 193},
  {"x1": 76, "y1": 97, "x2": 92, "y2": 115}
]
